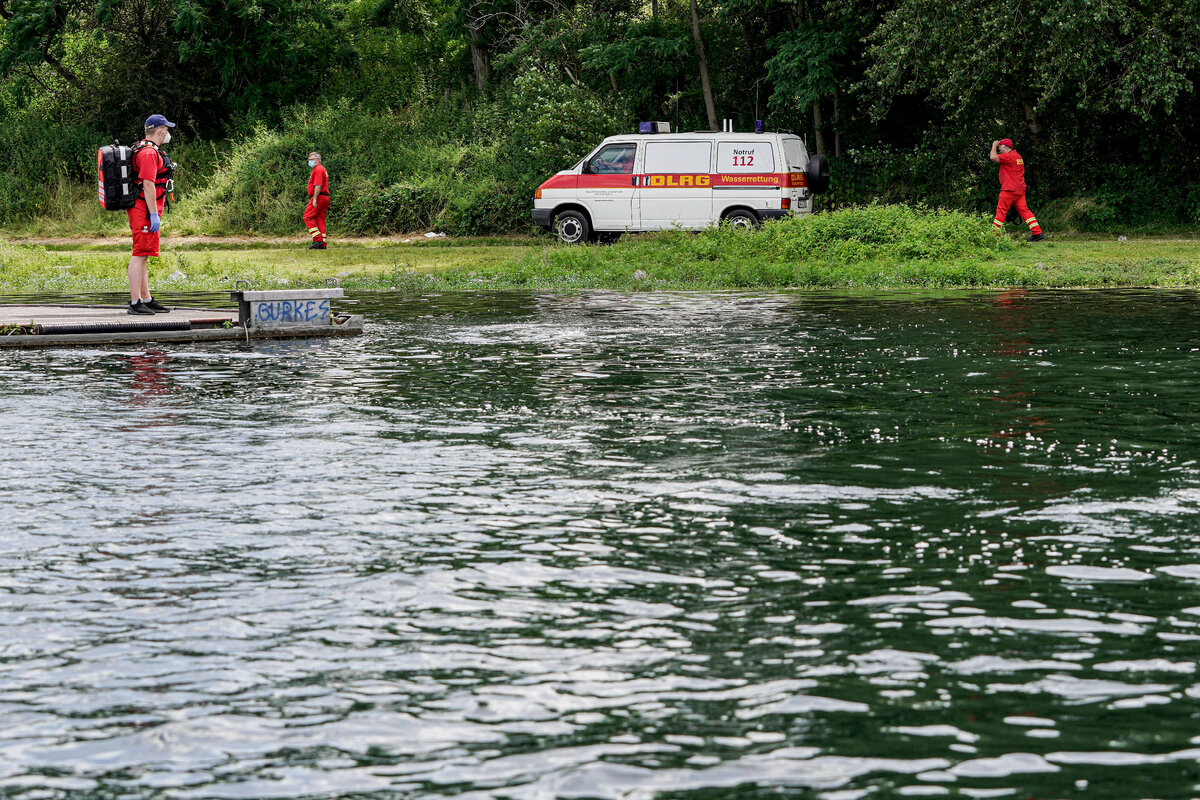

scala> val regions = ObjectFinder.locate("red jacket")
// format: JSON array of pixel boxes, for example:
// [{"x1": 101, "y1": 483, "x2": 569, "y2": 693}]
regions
[
  {"x1": 997, "y1": 150, "x2": 1026, "y2": 192},
  {"x1": 308, "y1": 164, "x2": 329, "y2": 197}
]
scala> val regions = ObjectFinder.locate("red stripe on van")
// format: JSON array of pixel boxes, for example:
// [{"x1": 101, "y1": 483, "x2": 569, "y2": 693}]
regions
[
  {"x1": 576, "y1": 175, "x2": 635, "y2": 188},
  {"x1": 540, "y1": 175, "x2": 579, "y2": 190}
]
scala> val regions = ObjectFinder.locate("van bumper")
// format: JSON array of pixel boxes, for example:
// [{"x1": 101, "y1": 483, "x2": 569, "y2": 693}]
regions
[
  {"x1": 532, "y1": 207, "x2": 553, "y2": 229},
  {"x1": 758, "y1": 209, "x2": 793, "y2": 221}
]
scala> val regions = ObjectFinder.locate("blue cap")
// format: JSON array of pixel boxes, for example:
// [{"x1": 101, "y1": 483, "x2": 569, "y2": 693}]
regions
[{"x1": 144, "y1": 114, "x2": 176, "y2": 129}]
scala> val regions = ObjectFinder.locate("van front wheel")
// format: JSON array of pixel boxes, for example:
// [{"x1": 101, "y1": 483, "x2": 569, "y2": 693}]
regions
[
  {"x1": 554, "y1": 210, "x2": 591, "y2": 245},
  {"x1": 724, "y1": 209, "x2": 760, "y2": 229}
]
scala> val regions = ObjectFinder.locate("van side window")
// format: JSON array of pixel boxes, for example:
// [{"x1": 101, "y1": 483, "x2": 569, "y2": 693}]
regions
[
  {"x1": 717, "y1": 141, "x2": 775, "y2": 173},
  {"x1": 782, "y1": 138, "x2": 807, "y2": 171},
  {"x1": 644, "y1": 141, "x2": 712, "y2": 174},
  {"x1": 586, "y1": 144, "x2": 637, "y2": 174}
]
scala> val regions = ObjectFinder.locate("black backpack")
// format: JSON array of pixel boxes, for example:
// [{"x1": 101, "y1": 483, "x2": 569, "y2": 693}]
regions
[{"x1": 96, "y1": 139, "x2": 169, "y2": 211}]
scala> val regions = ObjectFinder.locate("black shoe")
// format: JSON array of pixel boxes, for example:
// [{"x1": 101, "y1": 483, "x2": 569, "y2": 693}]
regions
[
  {"x1": 308, "y1": 241, "x2": 327, "y2": 250},
  {"x1": 1029, "y1": 233, "x2": 1045, "y2": 242},
  {"x1": 143, "y1": 299, "x2": 171, "y2": 313},
  {"x1": 128, "y1": 301, "x2": 154, "y2": 316}
]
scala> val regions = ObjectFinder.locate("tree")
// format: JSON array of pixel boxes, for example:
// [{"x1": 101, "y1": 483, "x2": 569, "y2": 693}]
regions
[
  {"x1": 866, "y1": 0, "x2": 1200, "y2": 141},
  {"x1": 0, "y1": 0, "x2": 91, "y2": 92},
  {"x1": 173, "y1": 0, "x2": 340, "y2": 114},
  {"x1": 688, "y1": 0, "x2": 716, "y2": 130},
  {"x1": 723, "y1": 0, "x2": 881, "y2": 156}
]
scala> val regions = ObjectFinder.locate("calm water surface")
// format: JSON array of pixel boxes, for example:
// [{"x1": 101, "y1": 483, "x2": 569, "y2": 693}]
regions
[{"x1": 3, "y1": 290, "x2": 1200, "y2": 799}]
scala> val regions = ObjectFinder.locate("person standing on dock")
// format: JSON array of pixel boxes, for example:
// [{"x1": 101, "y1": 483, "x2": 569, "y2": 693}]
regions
[
  {"x1": 304, "y1": 152, "x2": 329, "y2": 250},
  {"x1": 990, "y1": 139, "x2": 1044, "y2": 241},
  {"x1": 127, "y1": 115, "x2": 176, "y2": 315}
]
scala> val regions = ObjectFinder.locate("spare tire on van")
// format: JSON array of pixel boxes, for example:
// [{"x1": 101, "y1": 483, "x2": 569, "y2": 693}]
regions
[{"x1": 807, "y1": 154, "x2": 830, "y2": 195}]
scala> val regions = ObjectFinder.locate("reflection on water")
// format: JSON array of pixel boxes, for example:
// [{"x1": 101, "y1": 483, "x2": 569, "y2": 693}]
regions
[{"x1": 2, "y1": 289, "x2": 1200, "y2": 799}]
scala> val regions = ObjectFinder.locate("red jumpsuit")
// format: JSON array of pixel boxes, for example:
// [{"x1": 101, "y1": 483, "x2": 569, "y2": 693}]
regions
[
  {"x1": 992, "y1": 150, "x2": 1041, "y2": 236},
  {"x1": 304, "y1": 164, "x2": 329, "y2": 243}
]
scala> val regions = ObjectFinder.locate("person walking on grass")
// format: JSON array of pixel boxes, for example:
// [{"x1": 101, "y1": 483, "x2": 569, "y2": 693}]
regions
[
  {"x1": 127, "y1": 114, "x2": 176, "y2": 315},
  {"x1": 304, "y1": 152, "x2": 329, "y2": 249},
  {"x1": 990, "y1": 138, "x2": 1044, "y2": 241}
]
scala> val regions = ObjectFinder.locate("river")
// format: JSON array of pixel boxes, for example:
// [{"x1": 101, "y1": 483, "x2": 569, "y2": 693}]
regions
[{"x1": 2, "y1": 289, "x2": 1199, "y2": 798}]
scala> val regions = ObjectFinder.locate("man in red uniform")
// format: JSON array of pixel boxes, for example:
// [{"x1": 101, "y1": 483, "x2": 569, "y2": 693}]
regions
[
  {"x1": 304, "y1": 151, "x2": 329, "y2": 249},
  {"x1": 990, "y1": 138, "x2": 1043, "y2": 241},
  {"x1": 127, "y1": 114, "x2": 176, "y2": 315}
]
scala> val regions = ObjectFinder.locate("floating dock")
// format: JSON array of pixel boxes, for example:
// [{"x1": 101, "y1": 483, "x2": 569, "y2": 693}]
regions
[{"x1": 0, "y1": 289, "x2": 362, "y2": 348}]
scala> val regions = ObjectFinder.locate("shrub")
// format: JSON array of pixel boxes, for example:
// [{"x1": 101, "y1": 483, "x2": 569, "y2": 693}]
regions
[
  {"x1": 523, "y1": 205, "x2": 1014, "y2": 287},
  {"x1": 179, "y1": 79, "x2": 623, "y2": 236},
  {"x1": 344, "y1": 181, "x2": 443, "y2": 233},
  {"x1": 752, "y1": 204, "x2": 1005, "y2": 263},
  {"x1": 495, "y1": 63, "x2": 630, "y2": 192},
  {"x1": 0, "y1": 107, "x2": 99, "y2": 223},
  {"x1": 437, "y1": 178, "x2": 530, "y2": 236}
]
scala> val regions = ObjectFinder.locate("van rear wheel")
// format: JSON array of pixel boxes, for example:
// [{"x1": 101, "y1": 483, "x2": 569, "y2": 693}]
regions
[
  {"x1": 724, "y1": 209, "x2": 760, "y2": 229},
  {"x1": 554, "y1": 210, "x2": 590, "y2": 245}
]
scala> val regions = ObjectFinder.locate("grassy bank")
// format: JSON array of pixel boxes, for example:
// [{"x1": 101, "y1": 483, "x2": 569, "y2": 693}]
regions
[{"x1": 3, "y1": 207, "x2": 1200, "y2": 294}]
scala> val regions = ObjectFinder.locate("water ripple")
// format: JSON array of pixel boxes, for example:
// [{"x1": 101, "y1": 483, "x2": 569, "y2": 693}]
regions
[{"x1": 3, "y1": 290, "x2": 1200, "y2": 798}]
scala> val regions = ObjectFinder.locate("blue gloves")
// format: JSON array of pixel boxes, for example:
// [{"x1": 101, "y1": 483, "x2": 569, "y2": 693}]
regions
[{"x1": 148, "y1": 213, "x2": 161, "y2": 233}]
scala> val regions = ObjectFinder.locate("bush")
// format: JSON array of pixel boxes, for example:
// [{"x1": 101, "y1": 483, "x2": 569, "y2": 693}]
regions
[
  {"x1": 725, "y1": 204, "x2": 1006, "y2": 263},
  {"x1": 1038, "y1": 172, "x2": 1200, "y2": 233},
  {"x1": 522, "y1": 205, "x2": 1014, "y2": 288},
  {"x1": 1039, "y1": 196, "x2": 1118, "y2": 232},
  {"x1": 344, "y1": 181, "x2": 443, "y2": 233},
  {"x1": 0, "y1": 107, "x2": 100, "y2": 223},
  {"x1": 437, "y1": 178, "x2": 531, "y2": 236},
  {"x1": 495, "y1": 63, "x2": 630, "y2": 192}
]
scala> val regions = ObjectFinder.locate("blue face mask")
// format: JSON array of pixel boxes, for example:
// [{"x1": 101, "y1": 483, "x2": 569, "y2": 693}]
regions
[{"x1": 307, "y1": 160, "x2": 315, "y2": 168}]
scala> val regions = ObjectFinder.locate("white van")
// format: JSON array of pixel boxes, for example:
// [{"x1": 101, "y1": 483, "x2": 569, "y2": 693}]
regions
[{"x1": 532, "y1": 124, "x2": 829, "y2": 244}]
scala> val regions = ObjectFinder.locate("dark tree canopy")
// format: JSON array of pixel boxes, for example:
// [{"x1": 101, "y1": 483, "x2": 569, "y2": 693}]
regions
[{"x1": 1, "y1": 0, "x2": 1198, "y2": 227}]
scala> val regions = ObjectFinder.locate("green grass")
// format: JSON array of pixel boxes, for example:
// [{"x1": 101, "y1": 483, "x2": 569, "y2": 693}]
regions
[
  {"x1": 3, "y1": 205, "x2": 1200, "y2": 294},
  {"x1": 0, "y1": 238, "x2": 545, "y2": 293}
]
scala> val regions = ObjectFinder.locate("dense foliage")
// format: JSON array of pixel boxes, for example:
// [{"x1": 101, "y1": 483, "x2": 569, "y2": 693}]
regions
[{"x1": 1, "y1": 0, "x2": 1198, "y2": 233}]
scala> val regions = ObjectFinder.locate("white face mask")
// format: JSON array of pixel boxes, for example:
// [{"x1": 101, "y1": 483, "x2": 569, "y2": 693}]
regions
[
  {"x1": 162, "y1": 130, "x2": 171, "y2": 144},
  {"x1": 308, "y1": 159, "x2": 315, "y2": 168}
]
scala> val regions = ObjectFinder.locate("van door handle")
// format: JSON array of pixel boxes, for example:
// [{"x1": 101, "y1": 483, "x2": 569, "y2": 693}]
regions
[{"x1": 631, "y1": 176, "x2": 639, "y2": 187}]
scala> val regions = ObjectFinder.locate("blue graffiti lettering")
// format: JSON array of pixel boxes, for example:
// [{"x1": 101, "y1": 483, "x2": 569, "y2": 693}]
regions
[{"x1": 253, "y1": 298, "x2": 331, "y2": 325}]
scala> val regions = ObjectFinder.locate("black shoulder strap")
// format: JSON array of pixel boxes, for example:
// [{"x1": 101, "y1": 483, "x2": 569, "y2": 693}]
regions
[
  {"x1": 132, "y1": 140, "x2": 162, "y2": 167},
  {"x1": 130, "y1": 140, "x2": 163, "y2": 200}
]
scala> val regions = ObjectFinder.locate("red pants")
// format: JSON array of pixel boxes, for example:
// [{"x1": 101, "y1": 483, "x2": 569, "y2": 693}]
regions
[
  {"x1": 993, "y1": 190, "x2": 1042, "y2": 235},
  {"x1": 304, "y1": 195, "x2": 329, "y2": 242}
]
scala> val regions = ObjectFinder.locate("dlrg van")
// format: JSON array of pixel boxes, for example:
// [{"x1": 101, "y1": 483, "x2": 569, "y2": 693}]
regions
[{"x1": 531, "y1": 123, "x2": 830, "y2": 244}]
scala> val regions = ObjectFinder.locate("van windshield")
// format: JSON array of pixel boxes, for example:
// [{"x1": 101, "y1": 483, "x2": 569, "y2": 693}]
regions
[
  {"x1": 585, "y1": 144, "x2": 637, "y2": 174},
  {"x1": 782, "y1": 138, "x2": 807, "y2": 170}
]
